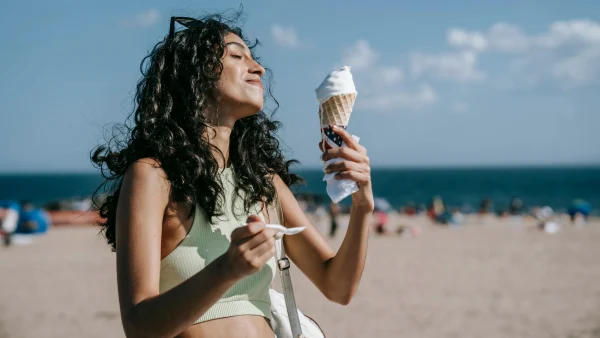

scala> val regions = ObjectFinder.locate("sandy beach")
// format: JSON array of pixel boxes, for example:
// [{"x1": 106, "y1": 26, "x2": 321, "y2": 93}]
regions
[{"x1": 1, "y1": 215, "x2": 599, "y2": 338}]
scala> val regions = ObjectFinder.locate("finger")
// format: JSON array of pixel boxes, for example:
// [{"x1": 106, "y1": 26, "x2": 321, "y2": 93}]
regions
[
  {"x1": 325, "y1": 160, "x2": 370, "y2": 174},
  {"x1": 318, "y1": 140, "x2": 324, "y2": 153},
  {"x1": 331, "y1": 125, "x2": 360, "y2": 151},
  {"x1": 358, "y1": 145, "x2": 368, "y2": 156},
  {"x1": 239, "y1": 229, "x2": 273, "y2": 251},
  {"x1": 252, "y1": 238, "x2": 276, "y2": 258},
  {"x1": 246, "y1": 214, "x2": 262, "y2": 224},
  {"x1": 335, "y1": 171, "x2": 371, "y2": 185},
  {"x1": 245, "y1": 240, "x2": 276, "y2": 270},
  {"x1": 232, "y1": 221, "x2": 265, "y2": 243},
  {"x1": 245, "y1": 215, "x2": 265, "y2": 234},
  {"x1": 322, "y1": 146, "x2": 368, "y2": 163}
]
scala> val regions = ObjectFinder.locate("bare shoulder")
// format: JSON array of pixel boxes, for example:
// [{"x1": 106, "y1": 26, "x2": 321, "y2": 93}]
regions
[
  {"x1": 272, "y1": 173, "x2": 293, "y2": 190},
  {"x1": 117, "y1": 158, "x2": 172, "y2": 229},
  {"x1": 124, "y1": 158, "x2": 171, "y2": 196},
  {"x1": 272, "y1": 173, "x2": 285, "y2": 186},
  {"x1": 127, "y1": 158, "x2": 169, "y2": 181}
]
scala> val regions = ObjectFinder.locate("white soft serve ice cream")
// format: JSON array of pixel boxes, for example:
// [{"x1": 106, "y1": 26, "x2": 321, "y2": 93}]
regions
[{"x1": 315, "y1": 66, "x2": 357, "y2": 103}]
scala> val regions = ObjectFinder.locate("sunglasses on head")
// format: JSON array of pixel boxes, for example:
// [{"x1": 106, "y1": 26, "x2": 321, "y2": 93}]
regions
[{"x1": 169, "y1": 17, "x2": 203, "y2": 39}]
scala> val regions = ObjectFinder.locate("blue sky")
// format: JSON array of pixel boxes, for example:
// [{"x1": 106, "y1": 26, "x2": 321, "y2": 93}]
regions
[{"x1": 1, "y1": 0, "x2": 599, "y2": 172}]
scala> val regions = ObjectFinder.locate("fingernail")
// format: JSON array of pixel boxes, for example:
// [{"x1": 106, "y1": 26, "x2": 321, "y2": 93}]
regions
[{"x1": 332, "y1": 125, "x2": 340, "y2": 129}]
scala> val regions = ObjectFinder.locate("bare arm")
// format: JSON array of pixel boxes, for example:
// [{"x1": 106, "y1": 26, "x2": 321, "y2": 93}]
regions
[
  {"x1": 276, "y1": 126, "x2": 374, "y2": 305},
  {"x1": 319, "y1": 201, "x2": 372, "y2": 304},
  {"x1": 116, "y1": 160, "x2": 242, "y2": 338},
  {"x1": 275, "y1": 179, "x2": 372, "y2": 305}
]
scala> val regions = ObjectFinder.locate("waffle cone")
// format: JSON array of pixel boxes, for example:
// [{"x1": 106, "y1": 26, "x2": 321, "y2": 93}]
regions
[{"x1": 318, "y1": 93, "x2": 356, "y2": 127}]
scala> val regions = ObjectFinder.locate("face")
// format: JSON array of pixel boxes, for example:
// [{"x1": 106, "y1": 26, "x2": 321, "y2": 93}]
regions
[{"x1": 215, "y1": 33, "x2": 266, "y2": 120}]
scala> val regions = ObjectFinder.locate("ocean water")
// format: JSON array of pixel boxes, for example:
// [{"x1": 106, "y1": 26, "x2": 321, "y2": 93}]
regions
[{"x1": 0, "y1": 167, "x2": 598, "y2": 214}]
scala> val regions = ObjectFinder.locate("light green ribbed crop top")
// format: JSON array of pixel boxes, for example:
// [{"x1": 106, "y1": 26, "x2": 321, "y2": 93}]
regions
[{"x1": 159, "y1": 168, "x2": 276, "y2": 324}]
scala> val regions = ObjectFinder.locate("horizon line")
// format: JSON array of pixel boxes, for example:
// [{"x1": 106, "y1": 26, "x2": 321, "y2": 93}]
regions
[{"x1": 1, "y1": 162, "x2": 599, "y2": 175}]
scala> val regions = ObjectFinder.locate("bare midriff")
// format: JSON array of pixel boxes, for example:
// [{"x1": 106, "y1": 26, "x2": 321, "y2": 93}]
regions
[{"x1": 176, "y1": 316, "x2": 274, "y2": 338}]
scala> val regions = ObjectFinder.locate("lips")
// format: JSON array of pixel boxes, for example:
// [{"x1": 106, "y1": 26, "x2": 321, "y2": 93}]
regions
[{"x1": 246, "y1": 79, "x2": 263, "y2": 89}]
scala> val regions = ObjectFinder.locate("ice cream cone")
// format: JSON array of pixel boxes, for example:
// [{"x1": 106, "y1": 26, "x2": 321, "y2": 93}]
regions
[
  {"x1": 315, "y1": 66, "x2": 360, "y2": 203},
  {"x1": 318, "y1": 93, "x2": 356, "y2": 127}
]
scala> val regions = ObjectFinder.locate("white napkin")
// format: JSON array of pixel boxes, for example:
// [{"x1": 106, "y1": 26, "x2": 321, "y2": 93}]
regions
[{"x1": 322, "y1": 134, "x2": 360, "y2": 204}]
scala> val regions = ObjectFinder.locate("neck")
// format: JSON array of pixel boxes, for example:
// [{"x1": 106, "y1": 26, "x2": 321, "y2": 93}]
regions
[{"x1": 204, "y1": 108, "x2": 237, "y2": 168}]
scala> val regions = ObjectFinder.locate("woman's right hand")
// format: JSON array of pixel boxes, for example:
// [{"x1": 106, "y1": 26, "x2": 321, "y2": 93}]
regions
[{"x1": 221, "y1": 215, "x2": 276, "y2": 280}]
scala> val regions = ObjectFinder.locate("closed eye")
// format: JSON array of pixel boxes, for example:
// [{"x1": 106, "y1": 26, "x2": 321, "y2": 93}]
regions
[{"x1": 231, "y1": 54, "x2": 243, "y2": 59}]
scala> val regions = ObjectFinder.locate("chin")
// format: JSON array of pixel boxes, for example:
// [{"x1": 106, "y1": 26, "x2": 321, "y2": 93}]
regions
[{"x1": 242, "y1": 99, "x2": 264, "y2": 117}]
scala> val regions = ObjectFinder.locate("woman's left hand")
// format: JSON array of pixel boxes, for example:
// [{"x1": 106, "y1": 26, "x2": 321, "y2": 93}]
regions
[{"x1": 320, "y1": 125, "x2": 374, "y2": 212}]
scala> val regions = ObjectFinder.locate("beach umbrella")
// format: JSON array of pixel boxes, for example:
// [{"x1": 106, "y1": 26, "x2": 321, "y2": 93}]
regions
[
  {"x1": 568, "y1": 199, "x2": 592, "y2": 217},
  {"x1": 374, "y1": 197, "x2": 392, "y2": 212}
]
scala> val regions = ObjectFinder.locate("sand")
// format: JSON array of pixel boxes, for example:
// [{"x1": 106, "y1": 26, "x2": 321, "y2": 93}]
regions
[{"x1": 1, "y1": 215, "x2": 599, "y2": 338}]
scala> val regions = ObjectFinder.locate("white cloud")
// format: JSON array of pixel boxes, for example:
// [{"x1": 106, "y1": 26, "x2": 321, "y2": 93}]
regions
[
  {"x1": 357, "y1": 84, "x2": 437, "y2": 111},
  {"x1": 336, "y1": 40, "x2": 434, "y2": 112},
  {"x1": 121, "y1": 9, "x2": 160, "y2": 29},
  {"x1": 552, "y1": 45, "x2": 600, "y2": 88},
  {"x1": 271, "y1": 25, "x2": 302, "y2": 49},
  {"x1": 449, "y1": 19, "x2": 600, "y2": 89},
  {"x1": 448, "y1": 24, "x2": 529, "y2": 53},
  {"x1": 448, "y1": 28, "x2": 488, "y2": 51},
  {"x1": 410, "y1": 51, "x2": 485, "y2": 82},
  {"x1": 453, "y1": 20, "x2": 600, "y2": 53},
  {"x1": 537, "y1": 20, "x2": 600, "y2": 49},
  {"x1": 488, "y1": 23, "x2": 530, "y2": 53},
  {"x1": 342, "y1": 40, "x2": 379, "y2": 71}
]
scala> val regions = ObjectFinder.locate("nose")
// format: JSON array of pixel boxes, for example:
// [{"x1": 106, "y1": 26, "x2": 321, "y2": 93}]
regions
[{"x1": 249, "y1": 59, "x2": 265, "y2": 77}]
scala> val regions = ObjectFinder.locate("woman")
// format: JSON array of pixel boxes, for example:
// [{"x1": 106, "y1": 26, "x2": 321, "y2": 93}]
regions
[{"x1": 92, "y1": 13, "x2": 373, "y2": 338}]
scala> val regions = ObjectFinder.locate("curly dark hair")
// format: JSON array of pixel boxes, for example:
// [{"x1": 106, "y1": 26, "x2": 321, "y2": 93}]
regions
[{"x1": 91, "y1": 11, "x2": 303, "y2": 251}]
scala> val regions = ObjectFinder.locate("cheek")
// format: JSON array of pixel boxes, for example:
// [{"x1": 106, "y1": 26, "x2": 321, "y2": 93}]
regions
[{"x1": 216, "y1": 67, "x2": 241, "y2": 97}]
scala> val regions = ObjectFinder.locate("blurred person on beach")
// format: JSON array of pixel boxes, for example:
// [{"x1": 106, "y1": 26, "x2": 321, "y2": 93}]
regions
[
  {"x1": 373, "y1": 208, "x2": 389, "y2": 234},
  {"x1": 328, "y1": 201, "x2": 341, "y2": 238},
  {"x1": 90, "y1": 10, "x2": 374, "y2": 338},
  {"x1": 0, "y1": 200, "x2": 20, "y2": 246},
  {"x1": 450, "y1": 208, "x2": 464, "y2": 225},
  {"x1": 477, "y1": 197, "x2": 495, "y2": 225},
  {"x1": 372, "y1": 197, "x2": 391, "y2": 234},
  {"x1": 509, "y1": 197, "x2": 524, "y2": 215},
  {"x1": 401, "y1": 201, "x2": 417, "y2": 216},
  {"x1": 478, "y1": 197, "x2": 492, "y2": 216},
  {"x1": 428, "y1": 196, "x2": 452, "y2": 225}
]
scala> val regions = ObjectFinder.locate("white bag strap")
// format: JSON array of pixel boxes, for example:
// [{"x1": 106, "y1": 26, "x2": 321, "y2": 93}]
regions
[
  {"x1": 276, "y1": 237, "x2": 304, "y2": 338},
  {"x1": 266, "y1": 196, "x2": 304, "y2": 338}
]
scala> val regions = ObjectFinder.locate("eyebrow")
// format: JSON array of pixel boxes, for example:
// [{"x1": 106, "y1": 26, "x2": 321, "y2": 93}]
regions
[{"x1": 224, "y1": 42, "x2": 249, "y2": 53}]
